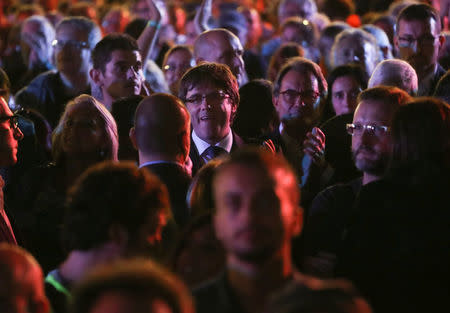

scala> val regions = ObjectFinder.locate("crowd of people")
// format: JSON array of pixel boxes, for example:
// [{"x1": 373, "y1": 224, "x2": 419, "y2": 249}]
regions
[{"x1": 0, "y1": 0, "x2": 449, "y2": 313}]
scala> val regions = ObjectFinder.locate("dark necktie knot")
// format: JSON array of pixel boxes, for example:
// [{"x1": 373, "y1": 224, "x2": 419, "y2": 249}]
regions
[{"x1": 202, "y1": 146, "x2": 226, "y2": 162}]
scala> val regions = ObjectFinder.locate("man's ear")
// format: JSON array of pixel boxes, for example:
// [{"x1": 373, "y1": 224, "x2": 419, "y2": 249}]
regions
[
  {"x1": 129, "y1": 127, "x2": 138, "y2": 150},
  {"x1": 89, "y1": 68, "x2": 103, "y2": 86}
]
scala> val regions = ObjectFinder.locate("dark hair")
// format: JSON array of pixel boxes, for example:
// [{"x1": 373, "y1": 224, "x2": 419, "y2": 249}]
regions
[
  {"x1": 267, "y1": 42, "x2": 304, "y2": 82},
  {"x1": 124, "y1": 17, "x2": 147, "y2": 39},
  {"x1": 162, "y1": 45, "x2": 193, "y2": 69},
  {"x1": 281, "y1": 17, "x2": 318, "y2": 48},
  {"x1": 92, "y1": 33, "x2": 139, "y2": 72},
  {"x1": 396, "y1": 3, "x2": 441, "y2": 34},
  {"x1": 273, "y1": 57, "x2": 327, "y2": 100},
  {"x1": 388, "y1": 98, "x2": 450, "y2": 183},
  {"x1": 178, "y1": 62, "x2": 240, "y2": 107},
  {"x1": 72, "y1": 259, "x2": 194, "y2": 313},
  {"x1": 322, "y1": 0, "x2": 355, "y2": 21},
  {"x1": 62, "y1": 161, "x2": 170, "y2": 252},
  {"x1": 232, "y1": 79, "x2": 278, "y2": 140}
]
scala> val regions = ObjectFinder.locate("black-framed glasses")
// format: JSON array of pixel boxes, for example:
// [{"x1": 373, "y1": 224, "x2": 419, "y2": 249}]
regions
[
  {"x1": 346, "y1": 123, "x2": 389, "y2": 136},
  {"x1": 0, "y1": 114, "x2": 20, "y2": 130},
  {"x1": 52, "y1": 39, "x2": 89, "y2": 50},
  {"x1": 279, "y1": 89, "x2": 320, "y2": 105},
  {"x1": 184, "y1": 90, "x2": 230, "y2": 106},
  {"x1": 397, "y1": 35, "x2": 438, "y2": 49}
]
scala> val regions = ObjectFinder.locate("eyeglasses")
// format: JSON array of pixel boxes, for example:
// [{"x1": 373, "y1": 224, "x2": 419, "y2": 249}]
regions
[
  {"x1": 346, "y1": 123, "x2": 390, "y2": 136},
  {"x1": 279, "y1": 89, "x2": 320, "y2": 105},
  {"x1": 52, "y1": 39, "x2": 89, "y2": 50},
  {"x1": 0, "y1": 114, "x2": 20, "y2": 130},
  {"x1": 397, "y1": 35, "x2": 438, "y2": 49},
  {"x1": 184, "y1": 90, "x2": 230, "y2": 106}
]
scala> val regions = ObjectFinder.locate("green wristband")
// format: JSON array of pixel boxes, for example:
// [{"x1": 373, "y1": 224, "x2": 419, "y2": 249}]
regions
[{"x1": 147, "y1": 20, "x2": 161, "y2": 30}]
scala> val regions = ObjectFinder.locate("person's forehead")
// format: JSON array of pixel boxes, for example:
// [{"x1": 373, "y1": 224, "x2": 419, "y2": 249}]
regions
[
  {"x1": 57, "y1": 24, "x2": 89, "y2": 41},
  {"x1": 332, "y1": 75, "x2": 358, "y2": 91},
  {"x1": 281, "y1": 69, "x2": 318, "y2": 89},
  {"x1": 108, "y1": 49, "x2": 142, "y2": 64},
  {"x1": 397, "y1": 18, "x2": 437, "y2": 35},
  {"x1": 167, "y1": 50, "x2": 191, "y2": 63},
  {"x1": 354, "y1": 100, "x2": 393, "y2": 123},
  {"x1": 214, "y1": 163, "x2": 273, "y2": 194},
  {"x1": 186, "y1": 81, "x2": 220, "y2": 95}
]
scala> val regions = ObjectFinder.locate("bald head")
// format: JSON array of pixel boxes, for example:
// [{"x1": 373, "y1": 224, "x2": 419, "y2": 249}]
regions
[
  {"x1": 368, "y1": 59, "x2": 418, "y2": 95},
  {"x1": 132, "y1": 93, "x2": 190, "y2": 164},
  {"x1": 0, "y1": 244, "x2": 49, "y2": 313},
  {"x1": 194, "y1": 29, "x2": 246, "y2": 86}
]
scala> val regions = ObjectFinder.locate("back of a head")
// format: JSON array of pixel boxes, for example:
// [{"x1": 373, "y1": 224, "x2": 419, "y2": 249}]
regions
[
  {"x1": 92, "y1": 33, "x2": 139, "y2": 72},
  {"x1": 357, "y1": 85, "x2": 412, "y2": 114},
  {"x1": 133, "y1": 93, "x2": 190, "y2": 158},
  {"x1": 389, "y1": 97, "x2": 450, "y2": 180},
  {"x1": 62, "y1": 161, "x2": 170, "y2": 254},
  {"x1": 193, "y1": 28, "x2": 233, "y2": 59},
  {"x1": 71, "y1": 259, "x2": 195, "y2": 313},
  {"x1": 368, "y1": 59, "x2": 418, "y2": 95},
  {"x1": 0, "y1": 244, "x2": 49, "y2": 313}
]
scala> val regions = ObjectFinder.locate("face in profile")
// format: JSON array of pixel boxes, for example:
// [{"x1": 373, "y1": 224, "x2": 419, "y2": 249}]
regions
[
  {"x1": 61, "y1": 102, "x2": 106, "y2": 158},
  {"x1": 184, "y1": 81, "x2": 236, "y2": 144},
  {"x1": 163, "y1": 49, "x2": 194, "y2": 95},
  {"x1": 351, "y1": 100, "x2": 393, "y2": 176},
  {"x1": 0, "y1": 97, "x2": 23, "y2": 166},
  {"x1": 213, "y1": 163, "x2": 301, "y2": 263},
  {"x1": 331, "y1": 75, "x2": 362, "y2": 115},
  {"x1": 97, "y1": 49, "x2": 144, "y2": 100}
]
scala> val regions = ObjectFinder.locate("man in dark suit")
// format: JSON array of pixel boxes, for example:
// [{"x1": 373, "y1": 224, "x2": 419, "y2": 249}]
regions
[
  {"x1": 0, "y1": 96, "x2": 24, "y2": 244},
  {"x1": 130, "y1": 93, "x2": 192, "y2": 227},
  {"x1": 178, "y1": 62, "x2": 242, "y2": 175}
]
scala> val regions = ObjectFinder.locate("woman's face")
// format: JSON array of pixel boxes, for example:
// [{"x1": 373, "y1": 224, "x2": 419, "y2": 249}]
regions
[
  {"x1": 61, "y1": 103, "x2": 106, "y2": 157},
  {"x1": 331, "y1": 75, "x2": 362, "y2": 116}
]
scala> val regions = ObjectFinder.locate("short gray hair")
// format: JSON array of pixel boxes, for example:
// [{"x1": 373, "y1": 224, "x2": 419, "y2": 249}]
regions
[{"x1": 22, "y1": 15, "x2": 55, "y2": 44}]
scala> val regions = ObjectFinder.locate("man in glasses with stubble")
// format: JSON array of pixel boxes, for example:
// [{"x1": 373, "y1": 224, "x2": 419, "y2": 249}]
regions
[
  {"x1": 15, "y1": 17, "x2": 102, "y2": 127},
  {"x1": 302, "y1": 86, "x2": 411, "y2": 278}
]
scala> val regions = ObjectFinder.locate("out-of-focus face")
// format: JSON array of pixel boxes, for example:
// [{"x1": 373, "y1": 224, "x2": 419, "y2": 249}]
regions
[
  {"x1": 163, "y1": 49, "x2": 194, "y2": 95},
  {"x1": 184, "y1": 21, "x2": 198, "y2": 46},
  {"x1": 200, "y1": 32, "x2": 245, "y2": 86},
  {"x1": 242, "y1": 8, "x2": 262, "y2": 49},
  {"x1": 0, "y1": 97, "x2": 23, "y2": 166},
  {"x1": 279, "y1": 1, "x2": 313, "y2": 24},
  {"x1": 184, "y1": 81, "x2": 236, "y2": 145},
  {"x1": 54, "y1": 24, "x2": 91, "y2": 77},
  {"x1": 274, "y1": 69, "x2": 320, "y2": 130},
  {"x1": 102, "y1": 9, "x2": 129, "y2": 34},
  {"x1": 395, "y1": 18, "x2": 443, "y2": 76},
  {"x1": 213, "y1": 163, "x2": 300, "y2": 263},
  {"x1": 97, "y1": 49, "x2": 144, "y2": 100},
  {"x1": 282, "y1": 25, "x2": 304, "y2": 45},
  {"x1": 351, "y1": 100, "x2": 393, "y2": 176},
  {"x1": 61, "y1": 102, "x2": 106, "y2": 157},
  {"x1": 333, "y1": 36, "x2": 378, "y2": 76},
  {"x1": 331, "y1": 75, "x2": 362, "y2": 115},
  {"x1": 21, "y1": 20, "x2": 53, "y2": 68},
  {"x1": 89, "y1": 292, "x2": 174, "y2": 313}
]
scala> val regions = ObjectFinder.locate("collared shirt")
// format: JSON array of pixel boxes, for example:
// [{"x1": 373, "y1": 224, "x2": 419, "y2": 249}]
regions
[
  {"x1": 0, "y1": 176, "x2": 17, "y2": 244},
  {"x1": 192, "y1": 129, "x2": 233, "y2": 156},
  {"x1": 139, "y1": 160, "x2": 181, "y2": 168}
]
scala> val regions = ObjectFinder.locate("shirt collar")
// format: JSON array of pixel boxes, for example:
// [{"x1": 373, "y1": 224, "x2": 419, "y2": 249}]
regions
[
  {"x1": 139, "y1": 160, "x2": 180, "y2": 168},
  {"x1": 192, "y1": 129, "x2": 233, "y2": 156}
]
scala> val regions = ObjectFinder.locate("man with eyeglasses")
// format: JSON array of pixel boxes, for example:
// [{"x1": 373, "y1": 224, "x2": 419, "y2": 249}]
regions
[
  {"x1": 0, "y1": 96, "x2": 24, "y2": 244},
  {"x1": 270, "y1": 57, "x2": 327, "y2": 190},
  {"x1": 302, "y1": 86, "x2": 411, "y2": 278},
  {"x1": 179, "y1": 62, "x2": 242, "y2": 175},
  {"x1": 15, "y1": 16, "x2": 101, "y2": 127},
  {"x1": 394, "y1": 3, "x2": 446, "y2": 96}
]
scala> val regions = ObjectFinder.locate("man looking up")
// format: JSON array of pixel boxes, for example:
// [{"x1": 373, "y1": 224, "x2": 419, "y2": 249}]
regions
[
  {"x1": 0, "y1": 96, "x2": 24, "y2": 244},
  {"x1": 15, "y1": 17, "x2": 101, "y2": 127},
  {"x1": 194, "y1": 148, "x2": 306, "y2": 313},
  {"x1": 194, "y1": 28, "x2": 247, "y2": 86},
  {"x1": 130, "y1": 93, "x2": 192, "y2": 227},
  {"x1": 179, "y1": 62, "x2": 242, "y2": 175},
  {"x1": 394, "y1": 3, "x2": 446, "y2": 96}
]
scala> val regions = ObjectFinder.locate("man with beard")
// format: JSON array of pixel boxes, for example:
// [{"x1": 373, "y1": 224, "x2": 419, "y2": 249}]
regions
[
  {"x1": 193, "y1": 148, "x2": 312, "y2": 313},
  {"x1": 302, "y1": 86, "x2": 411, "y2": 278},
  {"x1": 394, "y1": 3, "x2": 445, "y2": 96}
]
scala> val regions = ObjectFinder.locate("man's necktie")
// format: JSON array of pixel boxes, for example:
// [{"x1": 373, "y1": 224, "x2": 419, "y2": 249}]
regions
[{"x1": 202, "y1": 146, "x2": 226, "y2": 162}]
